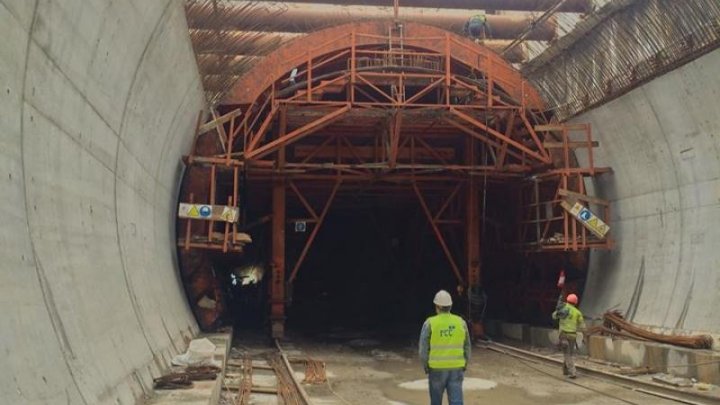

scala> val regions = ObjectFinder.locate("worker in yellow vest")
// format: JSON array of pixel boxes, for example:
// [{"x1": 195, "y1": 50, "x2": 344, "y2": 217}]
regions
[
  {"x1": 552, "y1": 293, "x2": 586, "y2": 378},
  {"x1": 418, "y1": 290, "x2": 471, "y2": 405}
]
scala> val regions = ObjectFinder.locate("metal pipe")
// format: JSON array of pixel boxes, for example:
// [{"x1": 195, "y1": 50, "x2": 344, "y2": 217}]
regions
[
  {"x1": 249, "y1": 0, "x2": 592, "y2": 13},
  {"x1": 187, "y1": 2, "x2": 558, "y2": 41},
  {"x1": 196, "y1": 36, "x2": 529, "y2": 64}
]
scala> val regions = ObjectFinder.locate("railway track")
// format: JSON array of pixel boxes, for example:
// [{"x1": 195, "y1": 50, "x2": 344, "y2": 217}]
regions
[
  {"x1": 224, "y1": 340, "x2": 314, "y2": 405},
  {"x1": 484, "y1": 341, "x2": 719, "y2": 405}
]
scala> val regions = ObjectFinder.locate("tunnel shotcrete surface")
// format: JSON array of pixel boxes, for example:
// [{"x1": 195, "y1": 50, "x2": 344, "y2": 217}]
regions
[{"x1": 1, "y1": 1, "x2": 720, "y2": 404}]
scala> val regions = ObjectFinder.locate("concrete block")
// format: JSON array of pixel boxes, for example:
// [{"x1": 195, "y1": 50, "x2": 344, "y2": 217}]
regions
[
  {"x1": 529, "y1": 326, "x2": 559, "y2": 348},
  {"x1": 587, "y1": 335, "x2": 607, "y2": 361},
  {"x1": 643, "y1": 343, "x2": 669, "y2": 372},
  {"x1": 667, "y1": 347, "x2": 692, "y2": 378},
  {"x1": 501, "y1": 323, "x2": 525, "y2": 341},
  {"x1": 692, "y1": 352, "x2": 720, "y2": 385},
  {"x1": 484, "y1": 320, "x2": 501, "y2": 337}
]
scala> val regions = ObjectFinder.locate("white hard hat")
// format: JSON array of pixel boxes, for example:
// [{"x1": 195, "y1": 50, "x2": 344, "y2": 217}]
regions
[{"x1": 433, "y1": 290, "x2": 453, "y2": 306}]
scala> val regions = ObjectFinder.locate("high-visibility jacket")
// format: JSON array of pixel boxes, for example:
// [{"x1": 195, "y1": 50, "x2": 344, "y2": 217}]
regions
[
  {"x1": 552, "y1": 303, "x2": 584, "y2": 335},
  {"x1": 428, "y1": 313, "x2": 467, "y2": 369}
]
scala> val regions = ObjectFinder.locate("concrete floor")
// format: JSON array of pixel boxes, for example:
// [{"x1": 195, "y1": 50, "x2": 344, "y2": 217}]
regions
[
  {"x1": 3, "y1": 0, "x2": 720, "y2": 403},
  {"x1": 224, "y1": 333, "x2": 682, "y2": 405}
]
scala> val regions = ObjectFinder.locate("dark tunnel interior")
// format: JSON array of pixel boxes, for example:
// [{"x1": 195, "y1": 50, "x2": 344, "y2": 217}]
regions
[{"x1": 188, "y1": 180, "x2": 589, "y2": 337}]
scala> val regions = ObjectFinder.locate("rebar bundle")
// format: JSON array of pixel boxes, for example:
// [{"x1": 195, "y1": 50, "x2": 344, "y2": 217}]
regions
[
  {"x1": 186, "y1": 1, "x2": 286, "y2": 105},
  {"x1": 596, "y1": 311, "x2": 714, "y2": 350},
  {"x1": 525, "y1": 0, "x2": 720, "y2": 120}
]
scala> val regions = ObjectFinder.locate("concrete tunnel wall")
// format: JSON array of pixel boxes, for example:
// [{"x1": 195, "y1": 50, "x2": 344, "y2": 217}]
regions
[
  {"x1": 1, "y1": 0, "x2": 204, "y2": 404},
  {"x1": 576, "y1": 48, "x2": 720, "y2": 334},
  {"x1": 1, "y1": 0, "x2": 720, "y2": 403}
]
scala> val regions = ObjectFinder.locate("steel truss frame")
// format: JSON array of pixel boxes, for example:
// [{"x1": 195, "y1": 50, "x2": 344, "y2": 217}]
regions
[{"x1": 179, "y1": 22, "x2": 612, "y2": 337}]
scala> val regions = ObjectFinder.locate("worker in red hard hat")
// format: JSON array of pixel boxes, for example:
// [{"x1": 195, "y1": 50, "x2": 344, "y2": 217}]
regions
[{"x1": 552, "y1": 293, "x2": 585, "y2": 378}]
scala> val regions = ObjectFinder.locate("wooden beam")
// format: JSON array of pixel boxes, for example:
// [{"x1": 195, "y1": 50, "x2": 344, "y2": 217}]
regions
[{"x1": 198, "y1": 108, "x2": 242, "y2": 134}]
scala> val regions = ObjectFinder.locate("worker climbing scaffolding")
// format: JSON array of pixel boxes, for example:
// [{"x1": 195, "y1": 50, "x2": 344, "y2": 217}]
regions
[{"x1": 464, "y1": 13, "x2": 492, "y2": 41}]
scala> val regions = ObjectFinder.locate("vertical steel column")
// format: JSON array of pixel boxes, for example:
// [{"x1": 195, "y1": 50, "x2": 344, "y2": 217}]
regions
[
  {"x1": 270, "y1": 107, "x2": 287, "y2": 338},
  {"x1": 466, "y1": 138, "x2": 482, "y2": 337}
]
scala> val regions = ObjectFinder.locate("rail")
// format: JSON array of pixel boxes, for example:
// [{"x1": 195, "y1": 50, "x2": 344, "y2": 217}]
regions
[{"x1": 483, "y1": 341, "x2": 718, "y2": 405}]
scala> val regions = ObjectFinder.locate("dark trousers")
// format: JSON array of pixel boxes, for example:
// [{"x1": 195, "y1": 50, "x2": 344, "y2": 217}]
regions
[
  {"x1": 429, "y1": 369, "x2": 464, "y2": 405},
  {"x1": 559, "y1": 332, "x2": 577, "y2": 376}
]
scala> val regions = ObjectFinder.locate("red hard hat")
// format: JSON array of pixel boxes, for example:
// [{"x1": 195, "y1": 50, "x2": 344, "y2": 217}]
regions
[{"x1": 566, "y1": 294, "x2": 579, "y2": 305}]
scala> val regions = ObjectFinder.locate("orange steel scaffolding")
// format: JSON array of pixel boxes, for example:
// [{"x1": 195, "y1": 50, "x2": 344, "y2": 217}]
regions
[{"x1": 178, "y1": 22, "x2": 612, "y2": 337}]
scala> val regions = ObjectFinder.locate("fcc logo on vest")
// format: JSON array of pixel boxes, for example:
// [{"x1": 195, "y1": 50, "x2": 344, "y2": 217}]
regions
[{"x1": 439, "y1": 325, "x2": 456, "y2": 337}]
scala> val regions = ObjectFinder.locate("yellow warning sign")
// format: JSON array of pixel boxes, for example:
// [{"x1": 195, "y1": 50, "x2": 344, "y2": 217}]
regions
[
  {"x1": 178, "y1": 203, "x2": 238, "y2": 223},
  {"x1": 187, "y1": 205, "x2": 199, "y2": 218},
  {"x1": 561, "y1": 201, "x2": 610, "y2": 239}
]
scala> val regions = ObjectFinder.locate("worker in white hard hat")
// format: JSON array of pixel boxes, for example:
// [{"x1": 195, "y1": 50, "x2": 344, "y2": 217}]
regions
[{"x1": 418, "y1": 290, "x2": 471, "y2": 405}]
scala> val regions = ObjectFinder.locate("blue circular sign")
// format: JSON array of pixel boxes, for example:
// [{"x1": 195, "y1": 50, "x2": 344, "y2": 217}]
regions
[
  {"x1": 199, "y1": 205, "x2": 212, "y2": 217},
  {"x1": 579, "y1": 209, "x2": 591, "y2": 221}
]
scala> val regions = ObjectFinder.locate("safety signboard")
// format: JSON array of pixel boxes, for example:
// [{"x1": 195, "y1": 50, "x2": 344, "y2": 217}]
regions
[
  {"x1": 564, "y1": 201, "x2": 610, "y2": 238},
  {"x1": 178, "y1": 203, "x2": 239, "y2": 223}
]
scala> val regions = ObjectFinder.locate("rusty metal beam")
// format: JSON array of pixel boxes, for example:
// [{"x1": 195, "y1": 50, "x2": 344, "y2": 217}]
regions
[
  {"x1": 187, "y1": 2, "x2": 558, "y2": 41},
  {"x1": 248, "y1": 0, "x2": 592, "y2": 13},
  {"x1": 413, "y1": 182, "x2": 465, "y2": 286},
  {"x1": 227, "y1": 22, "x2": 545, "y2": 107},
  {"x1": 271, "y1": 178, "x2": 286, "y2": 338},
  {"x1": 288, "y1": 180, "x2": 342, "y2": 283},
  {"x1": 388, "y1": 111, "x2": 402, "y2": 168},
  {"x1": 449, "y1": 108, "x2": 550, "y2": 164},
  {"x1": 247, "y1": 105, "x2": 351, "y2": 160}
]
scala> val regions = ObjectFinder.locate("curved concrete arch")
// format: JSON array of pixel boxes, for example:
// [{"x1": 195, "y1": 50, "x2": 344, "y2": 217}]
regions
[
  {"x1": 1, "y1": 0, "x2": 204, "y2": 403},
  {"x1": 2, "y1": 1, "x2": 720, "y2": 404},
  {"x1": 225, "y1": 21, "x2": 545, "y2": 108},
  {"x1": 576, "y1": 49, "x2": 720, "y2": 334}
]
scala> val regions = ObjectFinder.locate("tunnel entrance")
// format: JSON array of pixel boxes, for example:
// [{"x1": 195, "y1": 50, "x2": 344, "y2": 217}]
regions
[{"x1": 176, "y1": 22, "x2": 612, "y2": 337}]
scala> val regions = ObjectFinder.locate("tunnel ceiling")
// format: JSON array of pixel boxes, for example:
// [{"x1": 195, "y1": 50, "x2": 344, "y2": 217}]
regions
[{"x1": 184, "y1": 0, "x2": 598, "y2": 104}]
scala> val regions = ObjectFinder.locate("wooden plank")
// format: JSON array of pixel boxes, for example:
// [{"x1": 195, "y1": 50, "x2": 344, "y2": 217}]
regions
[
  {"x1": 198, "y1": 108, "x2": 242, "y2": 134},
  {"x1": 559, "y1": 189, "x2": 609, "y2": 206},
  {"x1": 543, "y1": 141, "x2": 599, "y2": 148}
]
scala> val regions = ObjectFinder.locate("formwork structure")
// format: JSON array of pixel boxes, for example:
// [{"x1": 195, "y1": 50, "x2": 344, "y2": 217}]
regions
[
  {"x1": 177, "y1": 20, "x2": 612, "y2": 335},
  {"x1": 185, "y1": 0, "x2": 569, "y2": 103}
]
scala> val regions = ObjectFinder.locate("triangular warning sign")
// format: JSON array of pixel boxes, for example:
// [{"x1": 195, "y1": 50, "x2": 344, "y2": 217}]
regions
[
  {"x1": 587, "y1": 217, "x2": 599, "y2": 228},
  {"x1": 188, "y1": 205, "x2": 199, "y2": 217}
]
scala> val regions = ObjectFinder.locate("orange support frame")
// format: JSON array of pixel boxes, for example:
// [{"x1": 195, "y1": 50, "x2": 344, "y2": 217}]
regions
[{"x1": 179, "y1": 21, "x2": 612, "y2": 337}]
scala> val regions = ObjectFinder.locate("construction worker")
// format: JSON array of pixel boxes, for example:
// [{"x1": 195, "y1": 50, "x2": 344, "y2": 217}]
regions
[
  {"x1": 419, "y1": 290, "x2": 471, "y2": 405},
  {"x1": 464, "y1": 14, "x2": 492, "y2": 41},
  {"x1": 552, "y1": 293, "x2": 586, "y2": 378}
]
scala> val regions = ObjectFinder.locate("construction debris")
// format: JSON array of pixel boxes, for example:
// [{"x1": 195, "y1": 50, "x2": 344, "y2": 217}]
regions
[
  {"x1": 652, "y1": 373, "x2": 695, "y2": 388},
  {"x1": 589, "y1": 311, "x2": 714, "y2": 349},
  {"x1": 302, "y1": 358, "x2": 327, "y2": 385},
  {"x1": 617, "y1": 366, "x2": 657, "y2": 376},
  {"x1": 153, "y1": 365, "x2": 220, "y2": 390},
  {"x1": 153, "y1": 373, "x2": 193, "y2": 390}
]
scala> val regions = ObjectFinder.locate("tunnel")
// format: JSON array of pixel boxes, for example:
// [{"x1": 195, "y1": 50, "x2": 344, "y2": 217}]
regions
[{"x1": 3, "y1": 0, "x2": 720, "y2": 404}]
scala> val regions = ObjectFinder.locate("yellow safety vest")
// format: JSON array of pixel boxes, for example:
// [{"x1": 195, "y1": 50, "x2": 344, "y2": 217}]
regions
[
  {"x1": 428, "y1": 313, "x2": 467, "y2": 369},
  {"x1": 554, "y1": 303, "x2": 584, "y2": 335}
]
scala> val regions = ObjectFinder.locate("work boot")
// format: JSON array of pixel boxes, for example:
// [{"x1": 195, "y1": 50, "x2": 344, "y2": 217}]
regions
[{"x1": 568, "y1": 374, "x2": 577, "y2": 379}]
